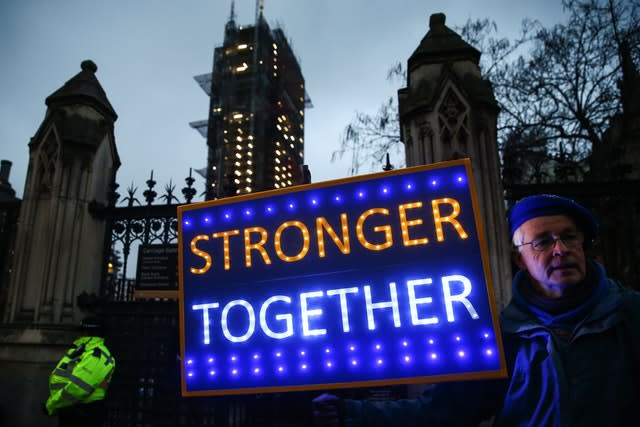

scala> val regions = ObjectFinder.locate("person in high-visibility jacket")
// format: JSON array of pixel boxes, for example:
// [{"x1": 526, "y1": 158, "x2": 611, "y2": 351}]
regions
[{"x1": 45, "y1": 318, "x2": 116, "y2": 424}]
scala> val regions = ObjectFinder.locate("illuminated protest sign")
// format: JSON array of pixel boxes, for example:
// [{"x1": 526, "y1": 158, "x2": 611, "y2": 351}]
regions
[{"x1": 178, "y1": 159, "x2": 506, "y2": 396}]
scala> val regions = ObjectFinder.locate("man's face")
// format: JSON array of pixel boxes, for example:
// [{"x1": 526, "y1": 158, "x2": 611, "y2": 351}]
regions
[{"x1": 513, "y1": 215, "x2": 587, "y2": 298}]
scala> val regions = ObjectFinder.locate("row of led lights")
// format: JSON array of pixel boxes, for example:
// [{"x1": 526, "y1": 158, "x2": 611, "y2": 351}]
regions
[
  {"x1": 183, "y1": 175, "x2": 467, "y2": 227},
  {"x1": 186, "y1": 332, "x2": 493, "y2": 364},
  {"x1": 186, "y1": 346, "x2": 496, "y2": 380},
  {"x1": 186, "y1": 332, "x2": 491, "y2": 366},
  {"x1": 186, "y1": 332, "x2": 494, "y2": 374}
]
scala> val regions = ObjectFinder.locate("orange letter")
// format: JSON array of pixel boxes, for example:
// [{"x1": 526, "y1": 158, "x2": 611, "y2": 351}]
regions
[
  {"x1": 212, "y1": 230, "x2": 241, "y2": 270},
  {"x1": 244, "y1": 227, "x2": 272, "y2": 267},
  {"x1": 356, "y1": 208, "x2": 392, "y2": 250},
  {"x1": 431, "y1": 198, "x2": 468, "y2": 242},
  {"x1": 190, "y1": 235, "x2": 212, "y2": 274},
  {"x1": 398, "y1": 202, "x2": 429, "y2": 246},
  {"x1": 316, "y1": 214, "x2": 351, "y2": 257},
  {"x1": 274, "y1": 221, "x2": 310, "y2": 262}
]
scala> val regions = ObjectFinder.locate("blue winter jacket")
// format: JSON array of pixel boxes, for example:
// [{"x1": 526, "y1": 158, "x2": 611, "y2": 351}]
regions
[{"x1": 344, "y1": 262, "x2": 640, "y2": 426}]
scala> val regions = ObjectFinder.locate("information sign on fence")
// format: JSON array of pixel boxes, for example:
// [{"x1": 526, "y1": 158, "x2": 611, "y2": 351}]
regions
[{"x1": 136, "y1": 244, "x2": 179, "y2": 290}]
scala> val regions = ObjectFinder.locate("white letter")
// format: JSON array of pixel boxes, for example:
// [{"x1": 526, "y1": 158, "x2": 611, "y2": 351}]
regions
[
  {"x1": 364, "y1": 283, "x2": 401, "y2": 330},
  {"x1": 192, "y1": 302, "x2": 219, "y2": 344},
  {"x1": 221, "y1": 300, "x2": 256, "y2": 342},
  {"x1": 442, "y1": 275, "x2": 479, "y2": 322},
  {"x1": 326, "y1": 287, "x2": 359, "y2": 332},
  {"x1": 260, "y1": 295, "x2": 293, "y2": 339},
  {"x1": 407, "y1": 278, "x2": 438, "y2": 325},
  {"x1": 300, "y1": 291, "x2": 327, "y2": 336}
]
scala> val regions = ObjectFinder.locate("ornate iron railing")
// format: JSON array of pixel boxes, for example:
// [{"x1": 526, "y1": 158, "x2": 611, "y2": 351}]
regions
[{"x1": 103, "y1": 169, "x2": 198, "y2": 301}]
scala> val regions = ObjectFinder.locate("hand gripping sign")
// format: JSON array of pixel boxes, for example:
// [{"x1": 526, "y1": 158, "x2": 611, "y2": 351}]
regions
[{"x1": 178, "y1": 159, "x2": 506, "y2": 396}]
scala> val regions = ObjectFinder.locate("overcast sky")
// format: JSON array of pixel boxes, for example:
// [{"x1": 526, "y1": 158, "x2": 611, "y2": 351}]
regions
[{"x1": 0, "y1": 0, "x2": 564, "y2": 201}]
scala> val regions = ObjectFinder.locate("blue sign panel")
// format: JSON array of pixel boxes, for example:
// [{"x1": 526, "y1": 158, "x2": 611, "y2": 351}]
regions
[{"x1": 178, "y1": 159, "x2": 506, "y2": 396}]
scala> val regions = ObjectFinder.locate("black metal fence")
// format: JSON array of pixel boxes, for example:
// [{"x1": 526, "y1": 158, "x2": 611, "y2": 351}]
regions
[{"x1": 104, "y1": 171, "x2": 190, "y2": 302}]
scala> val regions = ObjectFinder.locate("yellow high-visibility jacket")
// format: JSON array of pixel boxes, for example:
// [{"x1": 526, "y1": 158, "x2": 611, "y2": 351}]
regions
[{"x1": 45, "y1": 336, "x2": 116, "y2": 416}]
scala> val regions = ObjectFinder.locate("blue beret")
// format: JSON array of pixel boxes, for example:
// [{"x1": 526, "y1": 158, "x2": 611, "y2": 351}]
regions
[{"x1": 508, "y1": 194, "x2": 598, "y2": 240}]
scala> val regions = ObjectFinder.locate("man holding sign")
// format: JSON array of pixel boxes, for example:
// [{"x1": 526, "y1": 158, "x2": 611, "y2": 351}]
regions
[{"x1": 313, "y1": 194, "x2": 640, "y2": 427}]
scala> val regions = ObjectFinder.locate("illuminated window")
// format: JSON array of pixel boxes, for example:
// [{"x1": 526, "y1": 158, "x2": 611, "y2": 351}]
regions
[{"x1": 238, "y1": 43, "x2": 248, "y2": 50}]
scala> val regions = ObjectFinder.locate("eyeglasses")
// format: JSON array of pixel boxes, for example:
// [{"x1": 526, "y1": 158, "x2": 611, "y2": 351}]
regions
[{"x1": 516, "y1": 232, "x2": 584, "y2": 252}]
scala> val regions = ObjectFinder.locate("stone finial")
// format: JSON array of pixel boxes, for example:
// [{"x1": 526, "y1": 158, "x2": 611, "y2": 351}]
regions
[
  {"x1": 429, "y1": 13, "x2": 446, "y2": 29},
  {"x1": 81, "y1": 59, "x2": 98, "y2": 73}
]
